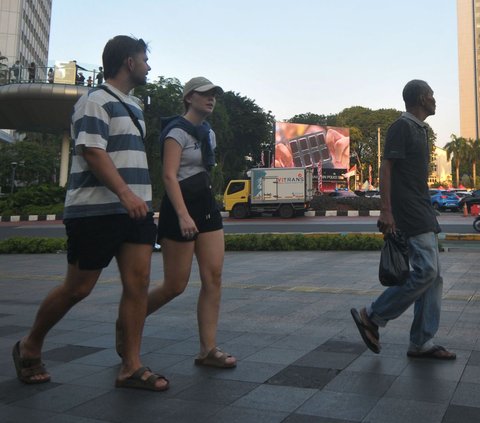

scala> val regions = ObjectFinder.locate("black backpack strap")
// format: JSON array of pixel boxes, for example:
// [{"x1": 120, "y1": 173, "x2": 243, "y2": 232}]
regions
[{"x1": 97, "y1": 85, "x2": 145, "y2": 140}]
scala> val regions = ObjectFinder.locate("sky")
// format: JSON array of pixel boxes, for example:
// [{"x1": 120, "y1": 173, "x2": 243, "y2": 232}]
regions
[{"x1": 48, "y1": 0, "x2": 459, "y2": 147}]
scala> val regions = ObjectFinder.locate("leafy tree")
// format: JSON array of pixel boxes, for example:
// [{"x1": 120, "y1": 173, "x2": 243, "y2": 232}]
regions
[
  {"x1": 0, "y1": 133, "x2": 62, "y2": 193},
  {"x1": 215, "y1": 92, "x2": 274, "y2": 183},
  {"x1": 466, "y1": 138, "x2": 480, "y2": 189},
  {"x1": 134, "y1": 77, "x2": 183, "y2": 206},
  {"x1": 445, "y1": 135, "x2": 468, "y2": 187},
  {"x1": 288, "y1": 113, "x2": 337, "y2": 126},
  {"x1": 335, "y1": 107, "x2": 402, "y2": 184}
]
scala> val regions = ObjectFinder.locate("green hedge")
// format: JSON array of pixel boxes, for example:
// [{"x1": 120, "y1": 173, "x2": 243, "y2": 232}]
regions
[
  {"x1": 0, "y1": 237, "x2": 67, "y2": 254},
  {"x1": 224, "y1": 233, "x2": 383, "y2": 251},
  {"x1": 0, "y1": 233, "x2": 383, "y2": 254},
  {"x1": 0, "y1": 184, "x2": 66, "y2": 216}
]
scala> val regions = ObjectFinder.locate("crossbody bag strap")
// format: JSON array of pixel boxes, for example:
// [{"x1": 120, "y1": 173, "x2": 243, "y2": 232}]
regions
[{"x1": 97, "y1": 85, "x2": 145, "y2": 140}]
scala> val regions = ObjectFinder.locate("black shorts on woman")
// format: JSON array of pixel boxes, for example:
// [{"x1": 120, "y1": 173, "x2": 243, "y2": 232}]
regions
[{"x1": 157, "y1": 171, "x2": 223, "y2": 242}]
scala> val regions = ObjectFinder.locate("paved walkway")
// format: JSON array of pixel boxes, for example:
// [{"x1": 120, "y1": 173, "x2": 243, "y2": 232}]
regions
[{"x1": 0, "y1": 249, "x2": 479, "y2": 423}]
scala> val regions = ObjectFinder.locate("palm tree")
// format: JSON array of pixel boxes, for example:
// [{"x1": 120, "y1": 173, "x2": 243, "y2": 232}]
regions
[
  {"x1": 467, "y1": 138, "x2": 480, "y2": 188},
  {"x1": 445, "y1": 135, "x2": 468, "y2": 187}
]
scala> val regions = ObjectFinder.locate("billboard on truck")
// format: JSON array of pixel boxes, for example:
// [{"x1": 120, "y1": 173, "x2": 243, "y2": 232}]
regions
[{"x1": 274, "y1": 122, "x2": 350, "y2": 191}]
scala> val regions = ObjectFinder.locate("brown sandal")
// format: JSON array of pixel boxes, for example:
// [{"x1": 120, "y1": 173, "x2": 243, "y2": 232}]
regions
[
  {"x1": 194, "y1": 347, "x2": 236, "y2": 368},
  {"x1": 407, "y1": 345, "x2": 456, "y2": 360},
  {"x1": 115, "y1": 366, "x2": 169, "y2": 391},
  {"x1": 351, "y1": 308, "x2": 381, "y2": 354},
  {"x1": 12, "y1": 341, "x2": 51, "y2": 384}
]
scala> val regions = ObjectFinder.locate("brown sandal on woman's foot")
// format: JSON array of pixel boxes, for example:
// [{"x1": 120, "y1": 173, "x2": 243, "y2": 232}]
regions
[
  {"x1": 194, "y1": 347, "x2": 237, "y2": 368},
  {"x1": 12, "y1": 341, "x2": 51, "y2": 384}
]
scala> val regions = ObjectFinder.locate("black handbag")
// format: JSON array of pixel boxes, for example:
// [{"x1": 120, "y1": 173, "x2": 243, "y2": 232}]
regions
[{"x1": 378, "y1": 231, "x2": 409, "y2": 286}]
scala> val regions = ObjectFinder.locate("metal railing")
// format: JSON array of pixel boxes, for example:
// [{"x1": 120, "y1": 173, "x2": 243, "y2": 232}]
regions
[{"x1": 0, "y1": 62, "x2": 103, "y2": 87}]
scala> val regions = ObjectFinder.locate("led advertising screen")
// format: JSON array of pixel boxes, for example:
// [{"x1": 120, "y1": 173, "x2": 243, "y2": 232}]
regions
[{"x1": 274, "y1": 122, "x2": 350, "y2": 191}]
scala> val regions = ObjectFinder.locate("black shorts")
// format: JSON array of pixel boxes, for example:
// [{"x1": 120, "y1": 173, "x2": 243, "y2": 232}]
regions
[
  {"x1": 157, "y1": 191, "x2": 223, "y2": 242},
  {"x1": 64, "y1": 213, "x2": 157, "y2": 270}
]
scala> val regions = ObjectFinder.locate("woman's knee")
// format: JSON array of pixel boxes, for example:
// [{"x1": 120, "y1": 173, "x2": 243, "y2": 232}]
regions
[{"x1": 200, "y1": 270, "x2": 223, "y2": 292}]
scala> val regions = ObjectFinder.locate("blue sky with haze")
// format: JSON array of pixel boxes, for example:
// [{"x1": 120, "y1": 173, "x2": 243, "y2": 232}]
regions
[{"x1": 48, "y1": 0, "x2": 458, "y2": 146}]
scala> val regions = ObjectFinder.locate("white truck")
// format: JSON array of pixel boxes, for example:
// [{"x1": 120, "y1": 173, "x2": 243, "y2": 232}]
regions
[{"x1": 223, "y1": 167, "x2": 314, "y2": 218}]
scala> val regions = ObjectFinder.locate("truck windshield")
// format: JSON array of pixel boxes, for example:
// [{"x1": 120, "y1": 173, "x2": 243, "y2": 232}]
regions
[{"x1": 227, "y1": 182, "x2": 245, "y2": 194}]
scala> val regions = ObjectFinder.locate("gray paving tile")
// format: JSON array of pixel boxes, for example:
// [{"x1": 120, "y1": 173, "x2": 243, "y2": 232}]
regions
[
  {"x1": 325, "y1": 370, "x2": 396, "y2": 397},
  {"x1": 294, "y1": 351, "x2": 358, "y2": 370},
  {"x1": 69, "y1": 392, "x2": 223, "y2": 423},
  {"x1": 1, "y1": 249, "x2": 479, "y2": 422},
  {"x1": 460, "y1": 364, "x2": 480, "y2": 383},
  {"x1": 384, "y1": 376, "x2": 457, "y2": 403},
  {"x1": 70, "y1": 349, "x2": 121, "y2": 367},
  {"x1": 269, "y1": 334, "x2": 328, "y2": 352},
  {"x1": 363, "y1": 397, "x2": 447, "y2": 423},
  {"x1": 210, "y1": 361, "x2": 285, "y2": 384},
  {"x1": 43, "y1": 345, "x2": 103, "y2": 362},
  {"x1": 231, "y1": 384, "x2": 316, "y2": 412},
  {"x1": 267, "y1": 365, "x2": 338, "y2": 389},
  {"x1": 44, "y1": 362, "x2": 107, "y2": 384},
  {"x1": 175, "y1": 378, "x2": 258, "y2": 404},
  {"x1": 345, "y1": 355, "x2": 409, "y2": 376},
  {"x1": 296, "y1": 390, "x2": 377, "y2": 421},
  {"x1": 401, "y1": 359, "x2": 467, "y2": 382},
  {"x1": 243, "y1": 346, "x2": 307, "y2": 365},
  {"x1": 0, "y1": 379, "x2": 61, "y2": 404},
  {"x1": 283, "y1": 415, "x2": 359, "y2": 423},
  {"x1": 209, "y1": 406, "x2": 288, "y2": 423},
  {"x1": 315, "y1": 339, "x2": 367, "y2": 355},
  {"x1": 0, "y1": 325, "x2": 30, "y2": 337},
  {"x1": 467, "y1": 350, "x2": 480, "y2": 366},
  {"x1": 45, "y1": 415, "x2": 112, "y2": 423},
  {"x1": 11, "y1": 384, "x2": 111, "y2": 413},
  {"x1": 0, "y1": 404, "x2": 56, "y2": 423},
  {"x1": 451, "y1": 381, "x2": 480, "y2": 407},
  {"x1": 62, "y1": 366, "x2": 120, "y2": 389},
  {"x1": 441, "y1": 405, "x2": 480, "y2": 423}
]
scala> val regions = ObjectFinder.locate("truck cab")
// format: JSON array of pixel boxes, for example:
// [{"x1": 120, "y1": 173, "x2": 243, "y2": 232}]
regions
[{"x1": 224, "y1": 180, "x2": 251, "y2": 218}]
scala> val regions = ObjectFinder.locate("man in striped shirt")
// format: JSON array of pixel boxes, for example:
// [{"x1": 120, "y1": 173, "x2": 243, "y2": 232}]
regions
[{"x1": 12, "y1": 36, "x2": 169, "y2": 392}]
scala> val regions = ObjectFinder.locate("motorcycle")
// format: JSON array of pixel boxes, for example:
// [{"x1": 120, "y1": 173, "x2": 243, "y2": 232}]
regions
[{"x1": 474, "y1": 216, "x2": 480, "y2": 233}]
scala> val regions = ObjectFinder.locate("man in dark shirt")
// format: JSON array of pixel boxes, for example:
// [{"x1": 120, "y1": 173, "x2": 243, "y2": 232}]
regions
[{"x1": 351, "y1": 80, "x2": 456, "y2": 360}]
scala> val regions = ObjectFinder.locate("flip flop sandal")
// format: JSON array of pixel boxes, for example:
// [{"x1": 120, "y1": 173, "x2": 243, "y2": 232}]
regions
[
  {"x1": 115, "y1": 366, "x2": 169, "y2": 391},
  {"x1": 350, "y1": 308, "x2": 381, "y2": 354},
  {"x1": 12, "y1": 341, "x2": 51, "y2": 384},
  {"x1": 407, "y1": 345, "x2": 456, "y2": 360},
  {"x1": 194, "y1": 347, "x2": 237, "y2": 368}
]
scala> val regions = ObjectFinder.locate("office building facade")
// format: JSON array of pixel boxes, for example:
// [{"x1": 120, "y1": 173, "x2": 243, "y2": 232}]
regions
[
  {"x1": 0, "y1": 0, "x2": 52, "y2": 82},
  {"x1": 457, "y1": 0, "x2": 480, "y2": 140}
]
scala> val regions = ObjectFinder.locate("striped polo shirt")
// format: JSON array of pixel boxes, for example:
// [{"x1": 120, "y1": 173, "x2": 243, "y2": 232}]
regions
[{"x1": 63, "y1": 83, "x2": 152, "y2": 219}]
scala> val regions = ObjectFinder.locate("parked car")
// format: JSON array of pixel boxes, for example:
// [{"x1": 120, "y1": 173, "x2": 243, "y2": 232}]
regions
[
  {"x1": 430, "y1": 190, "x2": 460, "y2": 211},
  {"x1": 453, "y1": 190, "x2": 471, "y2": 200},
  {"x1": 459, "y1": 189, "x2": 480, "y2": 212}
]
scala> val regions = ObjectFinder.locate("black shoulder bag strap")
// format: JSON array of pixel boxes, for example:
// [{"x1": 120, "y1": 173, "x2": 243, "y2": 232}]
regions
[{"x1": 97, "y1": 85, "x2": 145, "y2": 140}]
